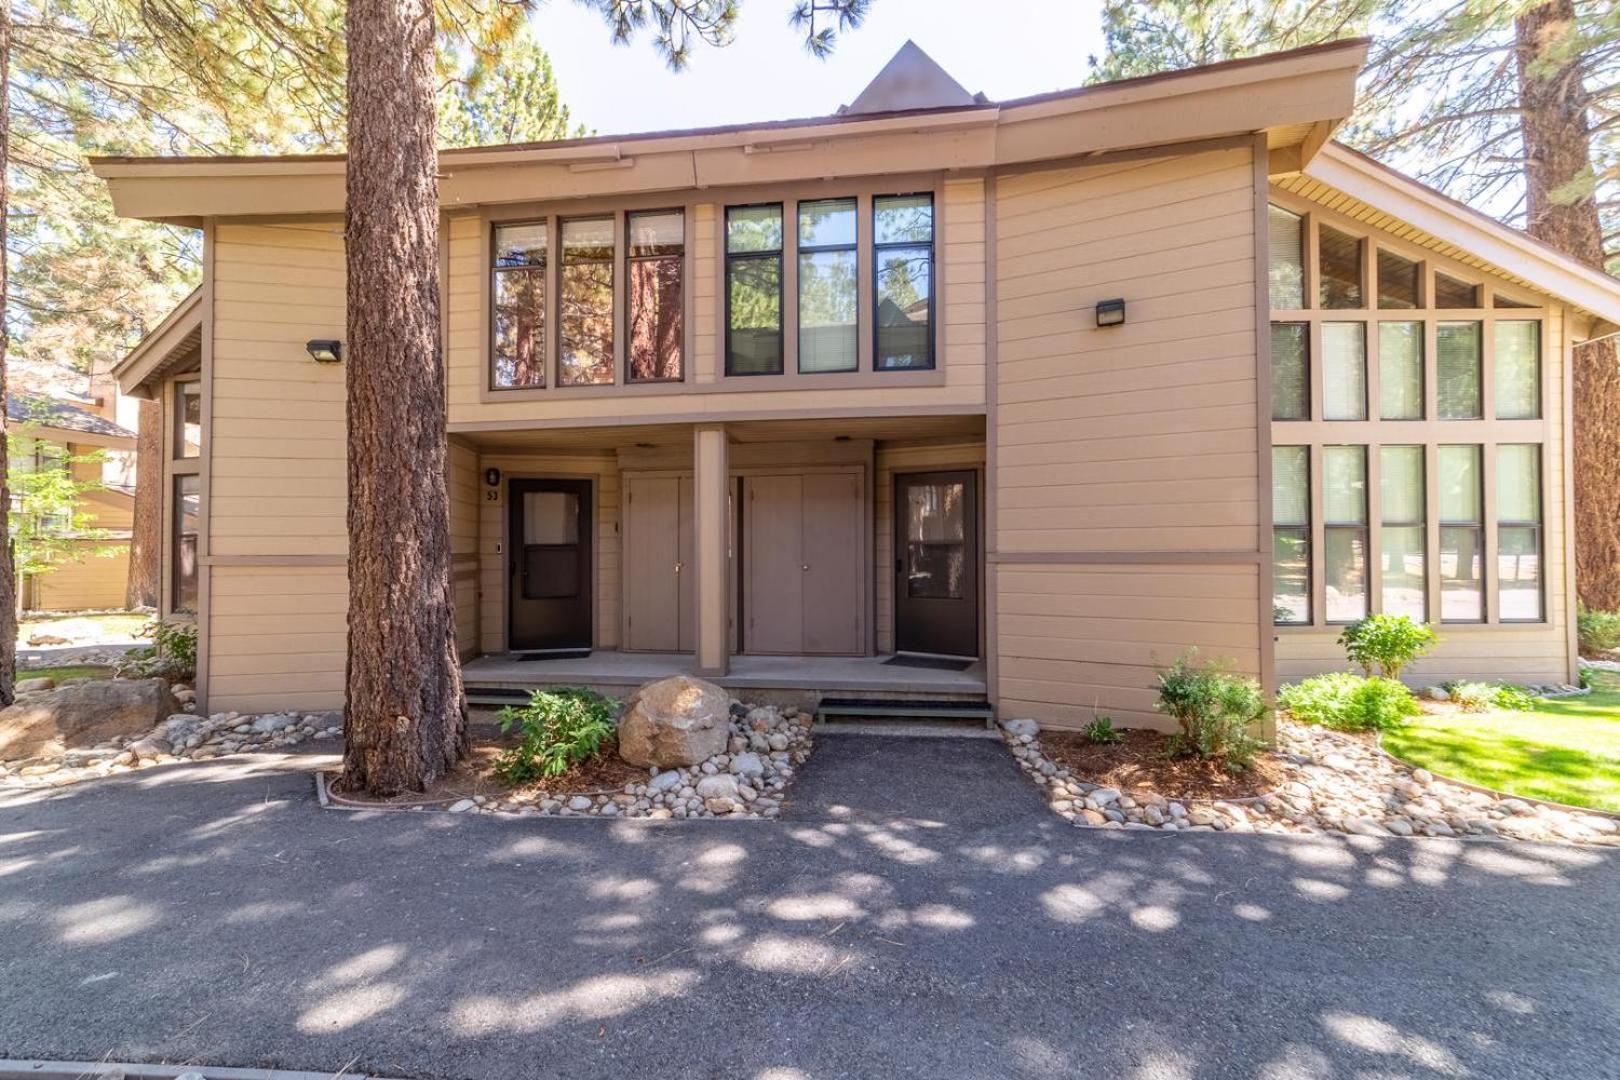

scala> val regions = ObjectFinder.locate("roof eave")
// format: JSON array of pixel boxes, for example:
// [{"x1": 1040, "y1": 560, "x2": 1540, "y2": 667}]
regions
[{"x1": 114, "y1": 287, "x2": 204, "y2": 396}]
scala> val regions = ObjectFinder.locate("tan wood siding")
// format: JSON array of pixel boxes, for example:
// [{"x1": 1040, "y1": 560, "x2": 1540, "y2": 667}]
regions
[
  {"x1": 449, "y1": 440, "x2": 480, "y2": 658},
  {"x1": 207, "y1": 564, "x2": 346, "y2": 712},
  {"x1": 29, "y1": 542, "x2": 131, "y2": 612}
]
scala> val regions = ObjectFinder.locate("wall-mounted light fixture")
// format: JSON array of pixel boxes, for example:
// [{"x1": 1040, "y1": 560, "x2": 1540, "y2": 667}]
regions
[
  {"x1": 484, "y1": 468, "x2": 501, "y2": 487},
  {"x1": 1095, "y1": 299, "x2": 1126, "y2": 328},
  {"x1": 305, "y1": 339, "x2": 343, "y2": 363}
]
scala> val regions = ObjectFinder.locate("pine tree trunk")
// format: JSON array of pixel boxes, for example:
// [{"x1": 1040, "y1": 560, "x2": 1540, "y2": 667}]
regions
[
  {"x1": 339, "y1": 0, "x2": 466, "y2": 794},
  {"x1": 1515, "y1": 0, "x2": 1620, "y2": 613},
  {"x1": 0, "y1": 0, "x2": 16, "y2": 706},
  {"x1": 125, "y1": 398, "x2": 162, "y2": 609}
]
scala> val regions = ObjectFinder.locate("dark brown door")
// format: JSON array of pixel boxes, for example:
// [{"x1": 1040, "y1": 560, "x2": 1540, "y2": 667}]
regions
[
  {"x1": 894, "y1": 470, "x2": 979, "y2": 658},
  {"x1": 509, "y1": 478, "x2": 592, "y2": 653}
]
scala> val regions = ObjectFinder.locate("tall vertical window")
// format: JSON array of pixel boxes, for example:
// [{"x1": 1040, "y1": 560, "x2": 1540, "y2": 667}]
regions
[
  {"x1": 874, "y1": 194, "x2": 934, "y2": 370},
  {"x1": 1271, "y1": 322, "x2": 1309, "y2": 420},
  {"x1": 626, "y1": 210, "x2": 684, "y2": 382},
  {"x1": 1381, "y1": 446, "x2": 1426, "y2": 620},
  {"x1": 1498, "y1": 444, "x2": 1543, "y2": 621},
  {"x1": 492, "y1": 222, "x2": 548, "y2": 389},
  {"x1": 1322, "y1": 323, "x2": 1367, "y2": 420},
  {"x1": 1377, "y1": 249, "x2": 1421, "y2": 309},
  {"x1": 172, "y1": 474, "x2": 199, "y2": 614},
  {"x1": 1437, "y1": 321, "x2": 1483, "y2": 419},
  {"x1": 1495, "y1": 321, "x2": 1541, "y2": 420},
  {"x1": 1438, "y1": 444, "x2": 1484, "y2": 622},
  {"x1": 558, "y1": 218, "x2": 615, "y2": 386},
  {"x1": 1379, "y1": 322, "x2": 1423, "y2": 420},
  {"x1": 175, "y1": 380, "x2": 202, "y2": 458},
  {"x1": 726, "y1": 204, "x2": 784, "y2": 375},
  {"x1": 1273, "y1": 446, "x2": 1310, "y2": 626},
  {"x1": 1268, "y1": 204, "x2": 1305, "y2": 309},
  {"x1": 798, "y1": 198, "x2": 858, "y2": 373},
  {"x1": 1323, "y1": 445, "x2": 1368, "y2": 623},
  {"x1": 1318, "y1": 224, "x2": 1363, "y2": 309},
  {"x1": 1434, "y1": 273, "x2": 1480, "y2": 308}
]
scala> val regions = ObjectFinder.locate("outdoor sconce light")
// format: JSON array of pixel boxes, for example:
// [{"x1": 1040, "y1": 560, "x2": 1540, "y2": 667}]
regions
[
  {"x1": 484, "y1": 468, "x2": 501, "y2": 487},
  {"x1": 1095, "y1": 299, "x2": 1126, "y2": 328},
  {"x1": 305, "y1": 339, "x2": 343, "y2": 363}
]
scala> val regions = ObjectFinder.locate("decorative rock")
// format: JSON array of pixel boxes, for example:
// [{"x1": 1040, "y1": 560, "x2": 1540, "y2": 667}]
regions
[
  {"x1": 1425, "y1": 686, "x2": 1450, "y2": 702},
  {"x1": 649, "y1": 770, "x2": 684, "y2": 792},
  {"x1": 705, "y1": 796, "x2": 737, "y2": 814},
  {"x1": 251, "y1": 713, "x2": 297, "y2": 734},
  {"x1": 14, "y1": 677, "x2": 55, "y2": 694},
  {"x1": 1002, "y1": 718, "x2": 1039, "y2": 739},
  {"x1": 0, "y1": 678, "x2": 180, "y2": 760},
  {"x1": 729, "y1": 752, "x2": 765, "y2": 779},
  {"x1": 567, "y1": 796, "x2": 594, "y2": 812},
  {"x1": 695, "y1": 773, "x2": 740, "y2": 801},
  {"x1": 616, "y1": 675, "x2": 732, "y2": 768},
  {"x1": 448, "y1": 799, "x2": 476, "y2": 813}
]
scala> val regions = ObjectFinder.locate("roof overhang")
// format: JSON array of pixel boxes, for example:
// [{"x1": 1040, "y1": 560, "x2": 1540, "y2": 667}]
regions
[
  {"x1": 114, "y1": 286, "x2": 203, "y2": 398},
  {"x1": 1297, "y1": 143, "x2": 1620, "y2": 333},
  {"x1": 28, "y1": 424, "x2": 137, "y2": 451},
  {"x1": 92, "y1": 38, "x2": 1368, "y2": 226}
]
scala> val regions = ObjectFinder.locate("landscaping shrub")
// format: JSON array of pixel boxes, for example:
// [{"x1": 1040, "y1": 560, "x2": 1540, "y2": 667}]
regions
[
  {"x1": 494, "y1": 687, "x2": 617, "y2": 784},
  {"x1": 1154, "y1": 653, "x2": 1266, "y2": 773},
  {"x1": 114, "y1": 619, "x2": 198, "y2": 682},
  {"x1": 1443, "y1": 680, "x2": 1535, "y2": 713},
  {"x1": 1577, "y1": 607, "x2": 1620, "y2": 655},
  {"x1": 1277, "y1": 672, "x2": 1420, "y2": 732},
  {"x1": 1337, "y1": 614, "x2": 1437, "y2": 680},
  {"x1": 1083, "y1": 715, "x2": 1123, "y2": 745}
]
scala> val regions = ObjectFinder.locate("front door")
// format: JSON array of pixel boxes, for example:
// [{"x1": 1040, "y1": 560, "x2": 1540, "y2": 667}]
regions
[
  {"x1": 894, "y1": 470, "x2": 979, "y2": 658},
  {"x1": 508, "y1": 478, "x2": 592, "y2": 653}
]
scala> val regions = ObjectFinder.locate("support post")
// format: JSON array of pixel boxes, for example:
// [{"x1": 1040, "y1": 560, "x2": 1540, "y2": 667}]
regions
[{"x1": 693, "y1": 423, "x2": 730, "y2": 677}]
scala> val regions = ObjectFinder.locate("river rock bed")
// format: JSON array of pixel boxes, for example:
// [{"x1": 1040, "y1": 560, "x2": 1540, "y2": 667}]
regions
[{"x1": 1002, "y1": 717, "x2": 1620, "y2": 846}]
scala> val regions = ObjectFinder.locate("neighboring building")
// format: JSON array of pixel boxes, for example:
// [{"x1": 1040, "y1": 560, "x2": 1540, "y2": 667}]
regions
[
  {"x1": 96, "y1": 40, "x2": 1620, "y2": 725},
  {"x1": 7, "y1": 390, "x2": 137, "y2": 611}
]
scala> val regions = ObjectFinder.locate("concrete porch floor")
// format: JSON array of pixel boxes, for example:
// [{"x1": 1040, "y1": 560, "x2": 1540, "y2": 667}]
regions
[{"x1": 461, "y1": 650, "x2": 988, "y2": 700}]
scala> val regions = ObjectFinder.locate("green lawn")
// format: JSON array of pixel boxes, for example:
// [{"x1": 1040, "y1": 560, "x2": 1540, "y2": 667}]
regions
[
  {"x1": 15, "y1": 664, "x2": 113, "y2": 685},
  {"x1": 1383, "y1": 672, "x2": 1620, "y2": 813}
]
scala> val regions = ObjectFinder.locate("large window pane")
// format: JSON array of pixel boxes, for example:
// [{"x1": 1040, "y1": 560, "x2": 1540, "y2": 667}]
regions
[
  {"x1": 1498, "y1": 526, "x2": 1542, "y2": 622},
  {"x1": 1377, "y1": 248, "x2": 1421, "y2": 309},
  {"x1": 1322, "y1": 445, "x2": 1367, "y2": 524},
  {"x1": 1497, "y1": 443, "x2": 1541, "y2": 524},
  {"x1": 1271, "y1": 322, "x2": 1308, "y2": 420},
  {"x1": 1440, "y1": 526, "x2": 1483, "y2": 622},
  {"x1": 905, "y1": 480, "x2": 965, "y2": 600},
  {"x1": 875, "y1": 194, "x2": 934, "y2": 370},
  {"x1": 172, "y1": 474, "x2": 199, "y2": 614},
  {"x1": 1325, "y1": 528, "x2": 1368, "y2": 623},
  {"x1": 1381, "y1": 445, "x2": 1425, "y2": 525},
  {"x1": 1318, "y1": 224, "x2": 1363, "y2": 309},
  {"x1": 1434, "y1": 273, "x2": 1479, "y2": 309},
  {"x1": 1272, "y1": 445, "x2": 1310, "y2": 626},
  {"x1": 726, "y1": 205, "x2": 783, "y2": 375},
  {"x1": 1495, "y1": 321, "x2": 1541, "y2": 420},
  {"x1": 1437, "y1": 321, "x2": 1482, "y2": 419},
  {"x1": 559, "y1": 218, "x2": 614, "y2": 386},
  {"x1": 493, "y1": 266, "x2": 546, "y2": 389},
  {"x1": 1272, "y1": 446, "x2": 1310, "y2": 526},
  {"x1": 1323, "y1": 323, "x2": 1367, "y2": 420},
  {"x1": 1438, "y1": 444, "x2": 1481, "y2": 523},
  {"x1": 628, "y1": 210, "x2": 684, "y2": 382},
  {"x1": 1382, "y1": 526, "x2": 1427, "y2": 620},
  {"x1": 1379, "y1": 321, "x2": 1423, "y2": 419},
  {"x1": 1268, "y1": 205, "x2": 1304, "y2": 309},
  {"x1": 175, "y1": 380, "x2": 202, "y2": 458},
  {"x1": 798, "y1": 198, "x2": 857, "y2": 373}
]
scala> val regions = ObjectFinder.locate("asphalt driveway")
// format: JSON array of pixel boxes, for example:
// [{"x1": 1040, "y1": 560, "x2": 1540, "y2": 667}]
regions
[{"x1": 0, "y1": 741, "x2": 1616, "y2": 1080}]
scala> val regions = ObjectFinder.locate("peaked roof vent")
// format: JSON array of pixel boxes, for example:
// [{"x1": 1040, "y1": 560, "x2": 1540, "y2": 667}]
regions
[{"x1": 839, "y1": 40, "x2": 982, "y2": 115}]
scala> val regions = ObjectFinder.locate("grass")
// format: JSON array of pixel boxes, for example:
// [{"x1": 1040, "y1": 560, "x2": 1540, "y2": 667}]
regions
[
  {"x1": 15, "y1": 664, "x2": 114, "y2": 684},
  {"x1": 1382, "y1": 671, "x2": 1620, "y2": 813}
]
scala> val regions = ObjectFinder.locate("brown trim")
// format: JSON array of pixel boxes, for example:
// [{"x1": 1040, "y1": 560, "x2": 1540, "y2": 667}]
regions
[
  {"x1": 990, "y1": 133, "x2": 1255, "y2": 178},
  {"x1": 1562, "y1": 309, "x2": 1580, "y2": 681},
  {"x1": 991, "y1": 551, "x2": 1266, "y2": 565},
  {"x1": 449, "y1": 402, "x2": 986, "y2": 435},
  {"x1": 195, "y1": 219, "x2": 215, "y2": 714},
  {"x1": 202, "y1": 555, "x2": 348, "y2": 567},
  {"x1": 1253, "y1": 133, "x2": 1277, "y2": 734},
  {"x1": 983, "y1": 173, "x2": 1000, "y2": 708}
]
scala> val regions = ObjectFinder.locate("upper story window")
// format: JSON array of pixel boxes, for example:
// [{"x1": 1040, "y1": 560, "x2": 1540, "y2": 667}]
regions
[
  {"x1": 492, "y1": 222, "x2": 548, "y2": 389},
  {"x1": 175, "y1": 379, "x2": 201, "y2": 458},
  {"x1": 627, "y1": 210, "x2": 685, "y2": 382},
  {"x1": 1318, "y1": 224, "x2": 1363, "y2": 309},
  {"x1": 726, "y1": 204, "x2": 785, "y2": 376},
  {"x1": 1434, "y1": 272, "x2": 1480, "y2": 308},
  {"x1": 1268, "y1": 205, "x2": 1305, "y2": 309},
  {"x1": 1376, "y1": 249, "x2": 1421, "y2": 309},
  {"x1": 559, "y1": 218, "x2": 615, "y2": 387},
  {"x1": 798, "y1": 198, "x2": 858, "y2": 373},
  {"x1": 874, "y1": 194, "x2": 934, "y2": 370},
  {"x1": 1495, "y1": 321, "x2": 1541, "y2": 420}
]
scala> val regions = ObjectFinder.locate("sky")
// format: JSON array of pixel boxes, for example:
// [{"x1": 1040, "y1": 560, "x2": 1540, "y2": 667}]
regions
[{"x1": 531, "y1": 0, "x2": 1108, "y2": 136}]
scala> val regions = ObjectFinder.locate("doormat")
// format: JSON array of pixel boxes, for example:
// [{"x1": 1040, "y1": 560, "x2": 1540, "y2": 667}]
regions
[
  {"x1": 513, "y1": 650, "x2": 592, "y2": 661},
  {"x1": 883, "y1": 655, "x2": 973, "y2": 671}
]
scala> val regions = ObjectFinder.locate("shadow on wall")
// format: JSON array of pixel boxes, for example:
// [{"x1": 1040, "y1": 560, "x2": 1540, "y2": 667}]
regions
[{"x1": 0, "y1": 753, "x2": 1615, "y2": 1079}]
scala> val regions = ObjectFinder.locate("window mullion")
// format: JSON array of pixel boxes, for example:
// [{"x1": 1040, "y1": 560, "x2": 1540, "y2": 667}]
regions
[{"x1": 857, "y1": 192, "x2": 874, "y2": 372}]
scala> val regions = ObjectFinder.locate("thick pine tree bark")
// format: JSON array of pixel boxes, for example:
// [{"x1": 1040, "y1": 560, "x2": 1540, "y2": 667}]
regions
[
  {"x1": 1515, "y1": 0, "x2": 1620, "y2": 612},
  {"x1": 339, "y1": 0, "x2": 466, "y2": 793},
  {"x1": 0, "y1": 0, "x2": 16, "y2": 706},
  {"x1": 125, "y1": 398, "x2": 162, "y2": 609}
]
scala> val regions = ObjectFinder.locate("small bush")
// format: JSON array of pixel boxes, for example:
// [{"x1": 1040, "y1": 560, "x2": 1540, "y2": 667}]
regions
[
  {"x1": 1445, "y1": 680, "x2": 1535, "y2": 713},
  {"x1": 494, "y1": 687, "x2": 617, "y2": 785},
  {"x1": 1337, "y1": 615, "x2": 1437, "y2": 680},
  {"x1": 1492, "y1": 683, "x2": 1537, "y2": 712},
  {"x1": 1577, "y1": 608, "x2": 1620, "y2": 654},
  {"x1": 1155, "y1": 652, "x2": 1267, "y2": 773},
  {"x1": 1083, "y1": 715, "x2": 1123, "y2": 745},
  {"x1": 114, "y1": 619, "x2": 198, "y2": 682},
  {"x1": 1278, "y1": 672, "x2": 1420, "y2": 732}
]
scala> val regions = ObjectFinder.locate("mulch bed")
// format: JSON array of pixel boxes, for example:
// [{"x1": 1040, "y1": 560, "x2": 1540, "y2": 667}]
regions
[
  {"x1": 327, "y1": 734, "x2": 649, "y2": 807},
  {"x1": 1038, "y1": 728, "x2": 1286, "y2": 801}
]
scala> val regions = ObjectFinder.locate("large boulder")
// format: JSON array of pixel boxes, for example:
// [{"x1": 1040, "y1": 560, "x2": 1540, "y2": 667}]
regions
[
  {"x1": 617, "y1": 675, "x2": 732, "y2": 768},
  {"x1": 0, "y1": 678, "x2": 180, "y2": 761}
]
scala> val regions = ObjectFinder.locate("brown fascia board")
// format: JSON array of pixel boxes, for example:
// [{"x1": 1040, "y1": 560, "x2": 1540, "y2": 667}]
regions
[
  {"x1": 92, "y1": 37, "x2": 1369, "y2": 222},
  {"x1": 113, "y1": 286, "x2": 203, "y2": 396}
]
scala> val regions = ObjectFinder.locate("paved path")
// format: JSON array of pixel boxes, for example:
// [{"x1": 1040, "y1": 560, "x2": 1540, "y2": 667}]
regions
[{"x1": 1, "y1": 744, "x2": 1617, "y2": 1080}]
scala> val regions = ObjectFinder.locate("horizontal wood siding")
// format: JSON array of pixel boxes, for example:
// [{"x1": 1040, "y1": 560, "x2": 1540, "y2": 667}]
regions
[
  {"x1": 993, "y1": 148, "x2": 1264, "y2": 729},
  {"x1": 450, "y1": 440, "x2": 480, "y2": 658},
  {"x1": 208, "y1": 565, "x2": 346, "y2": 712},
  {"x1": 30, "y1": 542, "x2": 130, "y2": 612}
]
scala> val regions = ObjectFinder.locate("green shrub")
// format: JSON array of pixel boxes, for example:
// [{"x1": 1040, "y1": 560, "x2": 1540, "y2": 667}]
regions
[
  {"x1": 1445, "y1": 680, "x2": 1535, "y2": 713},
  {"x1": 1337, "y1": 614, "x2": 1437, "y2": 680},
  {"x1": 1577, "y1": 608, "x2": 1620, "y2": 654},
  {"x1": 494, "y1": 687, "x2": 617, "y2": 785},
  {"x1": 1083, "y1": 715, "x2": 1123, "y2": 745},
  {"x1": 1277, "y1": 672, "x2": 1420, "y2": 732},
  {"x1": 1492, "y1": 683, "x2": 1537, "y2": 711},
  {"x1": 1154, "y1": 653, "x2": 1267, "y2": 773},
  {"x1": 114, "y1": 619, "x2": 198, "y2": 682}
]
